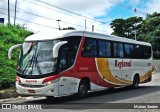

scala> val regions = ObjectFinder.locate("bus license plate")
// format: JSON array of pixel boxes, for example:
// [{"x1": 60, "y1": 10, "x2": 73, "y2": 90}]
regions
[{"x1": 28, "y1": 90, "x2": 35, "y2": 93}]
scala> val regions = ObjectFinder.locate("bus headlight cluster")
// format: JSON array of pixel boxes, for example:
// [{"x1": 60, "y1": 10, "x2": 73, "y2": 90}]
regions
[
  {"x1": 16, "y1": 81, "x2": 21, "y2": 85},
  {"x1": 43, "y1": 81, "x2": 54, "y2": 86}
]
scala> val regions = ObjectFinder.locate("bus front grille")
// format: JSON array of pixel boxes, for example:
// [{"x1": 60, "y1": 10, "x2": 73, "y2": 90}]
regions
[{"x1": 19, "y1": 84, "x2": 45, "y2": 88}]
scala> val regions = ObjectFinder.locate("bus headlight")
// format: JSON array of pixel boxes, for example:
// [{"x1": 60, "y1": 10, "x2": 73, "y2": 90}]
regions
[
  {"x1": 43, "y1": 81, "x2": 53, "y2": 86},
  {"x1": 16, "y1": 81, "x2": 21, "y2": 85},
  {"x1": 16, "y1": 76, "x2": 21, "y2": 85}
]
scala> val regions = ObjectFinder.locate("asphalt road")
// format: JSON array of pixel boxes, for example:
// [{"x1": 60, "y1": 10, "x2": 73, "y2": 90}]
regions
[{"x1": 1, "y1": 70, "x2": 160, "y2": 112}]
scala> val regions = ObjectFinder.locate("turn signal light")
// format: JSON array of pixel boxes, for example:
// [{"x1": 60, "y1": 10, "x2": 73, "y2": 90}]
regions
[{"x1": 16, "y1": 76, "x2": 21, "y2": 84}]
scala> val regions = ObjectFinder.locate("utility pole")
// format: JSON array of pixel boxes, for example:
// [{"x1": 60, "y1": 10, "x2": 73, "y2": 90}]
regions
[
  {"x1": 56, "y1": 19, "x2": 61, "y2": 30},
  {"x1": 92, "y1": 25, "x2": 94, "y2": 32},
  {"x1": 134, "y1": 30, "x2": 137, "y2": 40},
  {"x1": 85, "y1": 19, "x2": 86, "y2": 31},
  {"x1": 8, "y1": 0, "x2": 10, "y2": 24},
  {"x1": 14, "y1": 0, "x2": 18, "y2": 26},
  {"x1": 133, "y1": 22, "x2": 140, "y2": 40}
]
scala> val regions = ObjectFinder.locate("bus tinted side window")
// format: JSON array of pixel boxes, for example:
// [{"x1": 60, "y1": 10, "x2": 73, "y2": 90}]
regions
[
  {"x1": 58, "y1": 36, "x2": 81, "y2": 72},
  {"x1": 59, "y1": 45, "x2": 69, "y2": 71},
  {"x1": 68, "y1": 37, "x2": 81, "y2": 66},
  {"x1": 113, "y1": 42, "x2": 124, "y2": 58},
  {"x1": 106, "y1": 41, "x2": 111, "y2": 57},
  {"x1": 124, "y1": 44, "x2": 134, "y2": 58},
  {"x1": 135, "y1": 45, "x2": 143, "y2": 59},
  {"x1": 82, "y1": 38, "x2": 98, "y2": 57},
  {"x1": 98, "y1": 40, "x2": 111, "y2": 57},
  {"x1": 143, "y1": 46, "x2": 151, "y2": 59},
  {"x1": 98, "y1": 40, "x2": 106, "y2": 57}
]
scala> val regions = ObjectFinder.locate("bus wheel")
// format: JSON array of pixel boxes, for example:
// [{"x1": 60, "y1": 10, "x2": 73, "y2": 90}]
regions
[
  {"x1": 132, "y1": 75, "x2": 139, "y2": 89},
  {"x1": 77, "y1": 81, "x2": 88, "y2": 98}
]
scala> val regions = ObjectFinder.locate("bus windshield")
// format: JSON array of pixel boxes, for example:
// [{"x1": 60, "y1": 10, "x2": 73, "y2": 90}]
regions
[{"x1": 18, "y1": 40, "x2": 60, "y2": 76}]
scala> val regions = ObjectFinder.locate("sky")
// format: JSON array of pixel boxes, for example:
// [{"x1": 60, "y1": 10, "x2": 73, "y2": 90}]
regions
[{"x1": 0, "y1": 0, "x2": 160, "y2": 34}]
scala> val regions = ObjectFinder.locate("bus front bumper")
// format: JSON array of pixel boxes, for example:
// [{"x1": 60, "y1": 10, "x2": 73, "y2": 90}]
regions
[{"x1": 16, "y1": 83, "x2": 56, "y2": 96}]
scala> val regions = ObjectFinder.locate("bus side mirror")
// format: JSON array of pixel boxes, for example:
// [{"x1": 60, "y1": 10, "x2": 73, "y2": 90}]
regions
[
  {"x1": 8, "y1": 44, "x2": 22, "y2": 59},
  {"x1": 53, "y1": 41, "x2": 67, "y2": 58}
]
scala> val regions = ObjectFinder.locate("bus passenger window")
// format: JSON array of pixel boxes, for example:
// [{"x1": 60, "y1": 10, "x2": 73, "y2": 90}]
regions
[
  {"x1": 106, "y1": 42, "x2": 111, "y2": 57},
  {"x1": 143, "y1": 46, "x2": 151, "y2": 59},
  {"x1": 59, "y1": 47, "x2": 68, "y2": 71},
  {"x1": 98, "y1": 40, "x2": 111, "y2": 57},
  {"x1": 98, "y1": 40, "x2": 106, "y2": 57},
  {"x1": 60, "y1": 58, "x2": 66, "y2": 68},
  {"x1": 69, "y1": 45, "x2": 78, "y2": 65},
  {"x1": 135, "y1": 45, "x2": 143, "y2": 59},
  {"x1": 124, "y1": 44, "x2": 134, "y2": 58},
  {"x1": 67, "y1": 36, "x2": 81, "y2": 67},
  {"x1": 113, "y1": 43, "x2": 124, "y2": 58},
  {"x1": 82, "y1": 38, "x2": 98, "y2": 57}
]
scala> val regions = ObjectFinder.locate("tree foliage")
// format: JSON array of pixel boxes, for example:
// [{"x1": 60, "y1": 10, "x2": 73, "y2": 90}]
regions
[
  {"x1": 0, "y1": 24, "x2": 33, "y2": 89},
  {"x1": 110, "y1": 19, "x2": 126, "y2": 37},
  {"x1": 62, "y1": 27, "x2": 76, "y2": 30},
  {"x1": 110, "y1": 17, "x2": 143, "y2": 39},
  {"x1": 110, "y1": 12, "x2": 160, "y2": 53}
]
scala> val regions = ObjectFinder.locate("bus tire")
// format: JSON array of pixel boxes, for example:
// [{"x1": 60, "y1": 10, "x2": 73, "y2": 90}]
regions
[
  {"x1": 132, "y1": 75, "x2": 139, "y2": 89},
  {"x1": 77, "y1": 81, "x2": 88, "y2": 98}
]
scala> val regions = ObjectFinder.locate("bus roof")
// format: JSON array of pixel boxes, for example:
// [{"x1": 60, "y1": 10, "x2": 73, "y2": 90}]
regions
[
  {"x1": 25, "y1": 30, "x2": 83, "y2": 42},
  {"x1": 25, "y1": 30, "x2": 151, "y2": 46}
]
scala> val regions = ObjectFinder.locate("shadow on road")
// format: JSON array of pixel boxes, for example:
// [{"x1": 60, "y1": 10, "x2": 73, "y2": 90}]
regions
[{"x1": 24, "y1": 85, "x2": 160, "y2": 104}]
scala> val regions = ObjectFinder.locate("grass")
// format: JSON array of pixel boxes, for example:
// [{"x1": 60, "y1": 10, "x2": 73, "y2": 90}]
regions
[{"x1": 0, "y1": 87, "x2": 16, "y2": 93}]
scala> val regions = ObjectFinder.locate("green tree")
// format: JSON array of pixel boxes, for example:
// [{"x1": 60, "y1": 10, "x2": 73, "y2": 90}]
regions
[
  {"x1": 139, "y1": 12, "x2": 160, "y2": 51},
  {"x1": 110, "y1": 12, "x2": 160, "y2": 52},
  {"x1": 62, "y1": 27, "x2": 76, "y2": 30},
  {"x1": 146, "y1": 12, "x2": 160, "y2": 19},
  {"x1": 125, "y1": 16, "x2": 143, "y2": 39},
  {"x1": 110, "y1": 17, "x2": 143, "y2": 39},
  {"x1": 141, "y1": 16, "x2": 160, "y2": 33},
  {"x1": 110, "y1": 18, "x2": 126, "y2": 37},
  {"x1": 0, "y1": 24, "x2": 33, "y2": 89}
]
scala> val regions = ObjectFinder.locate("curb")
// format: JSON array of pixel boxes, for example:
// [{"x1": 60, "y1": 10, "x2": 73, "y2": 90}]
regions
[
  {"x1": 0, "y1": 96, "x2": 34, "y2": 103},
  {"x1": 0, "y1": 91, "x2": 18, "y2": 99},
  {"x1": 0, "y1": 96, "x2": 24, "y2": 103}
]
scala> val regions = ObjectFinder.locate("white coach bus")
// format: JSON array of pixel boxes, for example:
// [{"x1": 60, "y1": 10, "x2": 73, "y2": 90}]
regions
[{"x1": 8, "y1": 30, "x2": 152, "y2": 98}]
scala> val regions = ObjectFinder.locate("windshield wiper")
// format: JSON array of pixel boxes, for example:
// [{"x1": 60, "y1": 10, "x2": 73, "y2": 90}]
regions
[
  {"x1": 34, "y1": 53, "x2": 42, "y2": 75},
  {"x1": 21, "y1": 54, "x2": 35, "y2": 75}
]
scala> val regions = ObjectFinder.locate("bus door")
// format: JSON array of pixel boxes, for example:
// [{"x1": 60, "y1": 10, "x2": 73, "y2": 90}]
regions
[
  {"x1": 58, "y1": 37, "x2": 81, "y2": 96},
  {"x1": 58, "y1": 45, "x2": 76, "y2": 95},
  {"x1": 58, "y1": 46, "x2": 70, "y2": 96}
]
